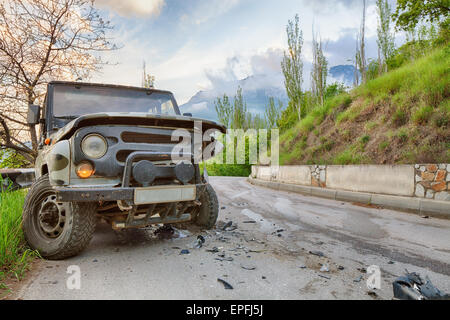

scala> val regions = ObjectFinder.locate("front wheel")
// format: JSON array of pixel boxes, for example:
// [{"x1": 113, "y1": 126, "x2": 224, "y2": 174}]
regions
[
  {"x1": 192, "y1": 184, "x2": 219, "y2": 229},
  {"x1": 22, "y1": 175, "x2": 97, "y2": 260}
]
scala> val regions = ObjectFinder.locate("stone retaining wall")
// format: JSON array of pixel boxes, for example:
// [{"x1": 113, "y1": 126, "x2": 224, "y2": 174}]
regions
[
  {"x1": 414, "y1": 164, "x2": 450, "y2": 201},
  {"x1": 251, "y1": 164, "x2": 449, "y2": 201}
]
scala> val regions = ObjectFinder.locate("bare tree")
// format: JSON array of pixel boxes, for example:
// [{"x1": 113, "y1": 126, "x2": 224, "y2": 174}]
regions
[
  {"x1": 0, "y1": 0, "x2": 116, "y2": 163},
  {"x1": 281, "y1": 14, "x2": 303, "y2": 121}
]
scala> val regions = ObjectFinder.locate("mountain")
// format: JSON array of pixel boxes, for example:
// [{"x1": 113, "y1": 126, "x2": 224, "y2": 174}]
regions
[
  {"x1": 329, "y1": 65, "x2": 357, "y2": 85},
  {"x1": 179, "y1": 74, "x2": 288, "y2": 121}
]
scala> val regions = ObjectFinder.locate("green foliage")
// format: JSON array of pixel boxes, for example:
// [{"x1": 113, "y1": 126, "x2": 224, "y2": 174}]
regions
[
  {"x1": 393, "y1": 0, "x2": 450, "y2": 31},
  {"x1": 0, "y1": 185, "x2": 35, "y2": 292},
  {"x1": 376, "y1": 0, "x2": 395, "y2": 73},
  {"x1": 412, "y1": 105, "x2": 434, "y2": 124},
  {"x1": 0, "y1": 149, "x2": 28, "y2": 169},
  {"x1": 265, "y1": 97, "x2": 283, "y2": 129},
  {"x1": 281, "y1": 14, "x2": 304, "y2": 121},
  {"x1": 200, "y1": 162, "x2": 251, "y2": 177},
  {"x1": 279, "y1": 45, "x2": 449, "y2": 165}
]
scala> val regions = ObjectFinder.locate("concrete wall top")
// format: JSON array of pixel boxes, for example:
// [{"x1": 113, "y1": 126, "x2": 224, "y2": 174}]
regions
[{"x1": 326, "y1": 165, "x2": 415, "y2": 196}]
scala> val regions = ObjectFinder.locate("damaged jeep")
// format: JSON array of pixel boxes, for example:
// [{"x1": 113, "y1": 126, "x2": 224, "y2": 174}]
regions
[{"x1": 23, "y1": 81, "x2": 226, "y2": 259}]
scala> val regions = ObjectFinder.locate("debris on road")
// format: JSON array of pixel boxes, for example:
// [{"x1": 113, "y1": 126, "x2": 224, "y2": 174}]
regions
[
  {"x1": 206, "y1": 247, "x2": 219, "y2": 253},
  {"x1": 155, "y1": 225, "x2": 175, "y2": 239},
  {"x1": 217, "y1": 278, "x2": 233, "y2": 290},
  {"x1": 338, "y1": 265, "x2": 345, "y2": 270},
  {"x1": 243, "y1": 220, "x2": 256, "y2": 224},
  {"x1": 240, "y1": 264, "x2": 256, "y2": 271},
  {"x1": 354, "y1": 275, "x2": 363, "y2": 283},
  {"x1": 222, "y1": 221, "x2": 237, "y2": 231},
  {"x1": 318, "y1": 274, "x2": 331, "y2": 280},
  {"x1": 180, "y1": 249, "x2": 190, "y2": 255},
  {"x1": 367, "y1": 291, "x2": 378, "y2": 298},
  {"x1": 309, "y1": 250, "x2": 325, "y2": 257},
  {"x1": 299, "y1": 265, "x2": 307, "y2": 269},
  {"x1": 320, "y1": 264, "x2": 330, "y2": 272},
  {"x1": 392, "y1": 271, "x2": 450, "y2": 300},
  {"x1": 193, "y1": 235, "x2": 205, "y2": 249}
]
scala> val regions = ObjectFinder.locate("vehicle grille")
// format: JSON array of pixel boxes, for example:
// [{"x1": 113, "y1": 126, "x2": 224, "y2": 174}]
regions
[{"x1": 121, "y1": 131, "x2": 179, "y2": 144}]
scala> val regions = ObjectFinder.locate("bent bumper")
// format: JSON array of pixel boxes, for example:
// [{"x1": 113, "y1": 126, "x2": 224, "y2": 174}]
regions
[{"x1": 55, "y1": 184, "x2": 203, "y2": 205}]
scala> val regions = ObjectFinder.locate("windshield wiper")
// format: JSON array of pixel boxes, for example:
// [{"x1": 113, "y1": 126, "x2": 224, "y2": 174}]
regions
[{"x1": 54, "y1": 115, "x2": 79, "y2": 120}]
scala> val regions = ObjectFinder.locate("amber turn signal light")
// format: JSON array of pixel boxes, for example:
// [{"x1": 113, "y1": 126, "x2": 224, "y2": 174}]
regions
[
  {"x1": 44, "y1": 138, "x2": 51, "y2": 145},
  {"x1": 76, "y1": 162, "x2": 95, "y2": 179}
]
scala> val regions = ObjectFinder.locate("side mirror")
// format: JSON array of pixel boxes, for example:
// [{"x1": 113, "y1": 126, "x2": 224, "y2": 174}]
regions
[
  {"x1": 27, "y1": 105, "x2": 40, "y2": 125},
  {"x1": 183, "y1": 113, "x2": 192, "y2": 117}
]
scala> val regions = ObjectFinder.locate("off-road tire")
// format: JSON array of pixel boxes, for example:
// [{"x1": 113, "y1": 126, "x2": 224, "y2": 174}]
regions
[
  {"x1": 193, "y1": 184, "x2": 219, "y2": 229},
  {"x1": 22, "y1": 174, "x2": 97, "y2": 260}
]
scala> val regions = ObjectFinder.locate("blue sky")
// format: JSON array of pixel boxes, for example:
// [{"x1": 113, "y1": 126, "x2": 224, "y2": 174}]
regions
[{"x1": 92, "y1": 0, "x2": 399, "y2": 104}]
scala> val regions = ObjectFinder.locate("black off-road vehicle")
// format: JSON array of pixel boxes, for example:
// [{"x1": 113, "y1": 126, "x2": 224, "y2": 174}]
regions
[{"x1": 23, "y1": 81, "x2": 225, "y2": 259}]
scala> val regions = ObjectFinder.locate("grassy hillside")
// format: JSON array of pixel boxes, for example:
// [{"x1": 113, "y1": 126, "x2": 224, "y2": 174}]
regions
[{"x1": 280, "y1": 45, "x2": 450, "y2": 165}]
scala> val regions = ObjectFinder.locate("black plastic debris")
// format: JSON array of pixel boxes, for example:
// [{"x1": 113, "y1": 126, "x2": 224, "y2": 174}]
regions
[
  {"x1": 368, "y1": 291, "x2": 378, "y2": 298},
  {"x1": 309, "y1": 250, "x2": 325, "y2": 257},
  {"x1": 222, "y1": 221, "x2": 237, "y2": 231},
  {"x1": 194, "y1": 235, "x2": 205, "y2": 248},
  {"x1": 221, "y1": 206, "x2": 226, "y2": 210},
  {"x1": 338, "y1": 265, "x2": 345, "y2": 270},
  {"x1": 243, "y1": 220, "x2": 256, "y2": 224},
  {"x1": 206, "y1": 247, "x2": 219, "y2": 253},
  {"x1": 318, "y1": 274, "x2": 331, "y2": 280},
  {"x1": 218, "y1": 278, "x2": 233, "y2": 289},
  {"x1": 393, "y1": 271, "x2": 450, "y2": 300},
  {"x1": 180, "y1": 249, "x2": 190, "y2": 255}
]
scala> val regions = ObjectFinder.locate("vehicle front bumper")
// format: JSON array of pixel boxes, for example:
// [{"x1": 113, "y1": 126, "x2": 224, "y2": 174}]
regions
[{"x1": 55, "y1": 184, "x2": 205, "y2": 205}]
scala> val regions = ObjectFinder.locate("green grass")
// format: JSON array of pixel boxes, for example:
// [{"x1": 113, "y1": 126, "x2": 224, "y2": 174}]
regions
[
  {"x1": 200, "y1": 162, "x2": 251, "y2": 177},
  {"x1": 279, "y1": 44, "x2": 450, "y2": 165},
  {"x1": 0, "y1": 184, "x2": 35, "y2": 292}
]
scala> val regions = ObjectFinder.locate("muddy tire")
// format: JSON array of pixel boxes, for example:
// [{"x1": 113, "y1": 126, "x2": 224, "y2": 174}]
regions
[
  {"x1": 193, "y1": 184, "x2": 219, "y2": 229},
  {"x1": 22, "y1": 174, "x2": 97, "y2": 260}
]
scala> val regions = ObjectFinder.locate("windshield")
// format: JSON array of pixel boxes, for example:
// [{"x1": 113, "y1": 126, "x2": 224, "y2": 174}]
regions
[{"x1": 52, "y1": 84, "x2": 179, "y2": 118}]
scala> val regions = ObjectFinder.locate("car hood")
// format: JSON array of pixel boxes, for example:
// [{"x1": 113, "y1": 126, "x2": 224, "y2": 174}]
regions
[{"x1": 51, "y1": 112, "x2": 227, "y2": 143}]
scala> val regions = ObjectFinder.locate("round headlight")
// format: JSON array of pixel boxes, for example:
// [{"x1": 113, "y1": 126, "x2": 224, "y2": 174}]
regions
[{"x1": 81, "y1": 134, "x2": 107, "y2": 159}]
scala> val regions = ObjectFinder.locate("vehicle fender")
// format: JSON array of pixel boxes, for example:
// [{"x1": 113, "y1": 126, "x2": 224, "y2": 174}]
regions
[{"x1": 46, "y1": 140, "x2": 71, "y2": 186}]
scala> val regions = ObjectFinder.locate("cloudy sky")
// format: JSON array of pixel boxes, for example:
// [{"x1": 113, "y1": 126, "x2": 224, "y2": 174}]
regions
[{"x1": 92, "y1": 0, "x2": 399, "y2": 104}]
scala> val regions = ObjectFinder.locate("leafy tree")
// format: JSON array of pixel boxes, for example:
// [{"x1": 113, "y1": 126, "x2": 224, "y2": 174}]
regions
[
  {"x1": 356, "y1": 0, "x2": 368, "y2": 84},
  {"x1": 376, "y1": 0, "x2": 395, "y2": 73},
  {"x1": 265, "y1": 97, "x2": 283, "y2": 129},
  {"x1": 214, "y1": 94, "x2": 232, "y2": 128},
  {"x1": 311, "y1": 31, "x2": 328, "y2": 106},
  {"x1": 393, "y1": 0, "x2": 450, "y2": 31},
  {"x1": 231, "y1": 86, "x2": 248, "y2": 130},
  {"x1": 281, "y1": 14, "x2": 304, "y2": 121}
]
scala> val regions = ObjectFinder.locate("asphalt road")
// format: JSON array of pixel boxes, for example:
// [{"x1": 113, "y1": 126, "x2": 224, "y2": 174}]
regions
[{"x1": 14, "y1": 177, "x2": 450, "y2": 300}]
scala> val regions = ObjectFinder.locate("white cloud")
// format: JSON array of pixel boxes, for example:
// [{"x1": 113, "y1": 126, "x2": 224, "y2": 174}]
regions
[
  {"x1": 94, "y1": 0, "x2": 165, "y2": 17},
  {"x1": 181, "y1": 0, "x2": 241, "y2": 26}
]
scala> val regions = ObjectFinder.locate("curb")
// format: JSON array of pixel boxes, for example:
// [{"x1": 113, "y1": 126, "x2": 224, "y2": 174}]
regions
[{"x1": 247, "y1": 177, "x2": 450, "y2": 220}]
